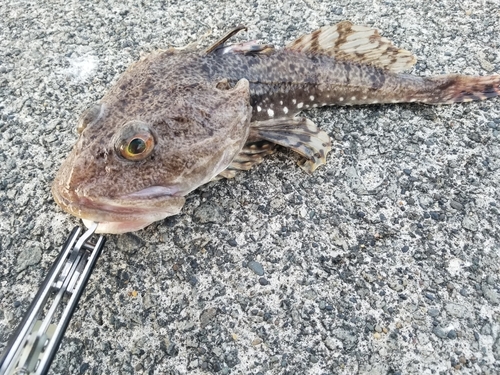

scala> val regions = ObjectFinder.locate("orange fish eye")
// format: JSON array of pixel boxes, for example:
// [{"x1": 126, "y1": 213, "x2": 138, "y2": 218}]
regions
[{"x1": 119, "y1": 132, "x2": 155, "y2": 160}]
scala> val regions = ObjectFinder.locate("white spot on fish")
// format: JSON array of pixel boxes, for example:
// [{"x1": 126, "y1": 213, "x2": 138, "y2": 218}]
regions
[
  {"x1": 305, "y1": 104, "x2": 310, "y2": 108},
  {"x1": 283, "y1": 106, "x2": 289, "y2": 114},
  {"x1": 257, "y1": 106, "x2": 262, "y2": 112},
  {"x1": 309, "y1": 95, "x2": 315, "y2": 101},
  {"x1": 391, "y1": 99, "x2": 398, "y2": 103},
  {"x1": 351, "y1": 96, "x2": 356, "y2": 101},
  {"x1": 372, "y1": 100, "x2": 379, "y2": 104},
  {"x1": 339, "y1": 97, "x2": 344, "y2": 102},
  {"x1": 297, "y1": 102, "x2": 303, "y2": 108},
  {"x1": 322, "y1": 103, "x2": 327, "y2": 106},
  {"x1": 409, "y1": 98, "x2": 417, "y2": 102},
  {"x1": 280, "y1": 100, "x2": 283, "y2": 105},
  {"x1": 362, "y1": 96, "x2": 367, "y2": 100},
  {"x1": 292, "y1": 99, "x2": 297, "y2": 104},
  {"x1": 268, "y1": 108, "x2": 274, "y2": 117},
  {"x1": 327, "y1": 94, "x2": 330, "y2": 98}
]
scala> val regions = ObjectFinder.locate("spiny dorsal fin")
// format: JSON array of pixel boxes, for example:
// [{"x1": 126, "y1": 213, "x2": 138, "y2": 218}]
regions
[
  {"x1": 286, "y1": 21, "x2": 417, "y2": 73},
  {"x1": 211, "y1": 41, "x2": 275, "y2": 56},
  {"x1": 206, "y1": 25, "x2": 247, "y2": 54},
  {"x1": 205, "y1": 26, "x2": 275, "y2": 56}
]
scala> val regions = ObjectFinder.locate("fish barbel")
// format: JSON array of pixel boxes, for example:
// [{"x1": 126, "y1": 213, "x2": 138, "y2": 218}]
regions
[{"x1": 52, "y1": 21, "x2": 500, "y2": 233}]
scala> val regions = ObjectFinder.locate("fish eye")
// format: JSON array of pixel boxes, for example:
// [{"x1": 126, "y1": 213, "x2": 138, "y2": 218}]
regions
[
  {"x1": 120, "y1": 134, "x2": 155, "y2": 160},
  {"x1": 116, "y1": 121, "x2": 155, "y2": 161},
  {"x1": 77, "y1": 103, "x2": 104, "y2": 134}
]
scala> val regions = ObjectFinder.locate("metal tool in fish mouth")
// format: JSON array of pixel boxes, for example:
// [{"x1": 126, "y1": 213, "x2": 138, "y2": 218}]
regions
[{"x1": 0, "y1": 223, "x2": 106, "y2": 375}]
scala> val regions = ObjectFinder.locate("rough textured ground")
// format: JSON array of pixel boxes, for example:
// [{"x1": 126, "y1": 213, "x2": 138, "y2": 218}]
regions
[{"x1": 1, "y1": 1, "x2": 499, "y2": 374}]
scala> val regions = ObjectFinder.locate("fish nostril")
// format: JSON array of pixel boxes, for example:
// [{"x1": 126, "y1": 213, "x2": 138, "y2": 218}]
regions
[{"x1": 77, "y1": 103, "x2": 104, "y2": 134}]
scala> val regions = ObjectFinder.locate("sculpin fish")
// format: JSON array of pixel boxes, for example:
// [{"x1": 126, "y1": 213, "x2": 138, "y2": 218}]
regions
[{"x1": 52, "y1": 22, "x2": 500, "y2": 234}]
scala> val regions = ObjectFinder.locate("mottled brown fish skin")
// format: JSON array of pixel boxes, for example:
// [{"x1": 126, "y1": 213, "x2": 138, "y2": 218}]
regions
[
  {"x1": 52, "y1": 50, "x2": 253, "y2": 232},
  {"x1": 52, "y1": 22, "x2": 500, "y2": 233}
]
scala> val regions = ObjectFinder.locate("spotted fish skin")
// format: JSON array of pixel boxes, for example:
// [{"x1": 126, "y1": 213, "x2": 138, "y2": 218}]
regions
[
  {"x1": 52, "y1": 21, "x2": 500, "y2": 234},
  {"x1": 202, "y1": 50, "x2": 500, "y2": 120},
  {"x1": 199, "y1": 20, "x2": 500, "y2": 122}
]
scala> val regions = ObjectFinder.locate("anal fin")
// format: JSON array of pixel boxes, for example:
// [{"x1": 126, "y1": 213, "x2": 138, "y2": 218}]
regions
[{"x1": 250, "y1": 117, "x2": 332, "y2": 173}]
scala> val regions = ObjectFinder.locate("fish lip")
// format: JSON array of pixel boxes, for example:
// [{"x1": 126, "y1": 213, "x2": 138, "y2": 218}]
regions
[
  {"x1": 82, "y1": 218, "x2": 155, "y2": 234},
  {"x1": 120, "y1": 186, "x2": 181, "y2": 199},
  {"x1": 52, "y1": 184, "x2": 185, "y2": 225}
]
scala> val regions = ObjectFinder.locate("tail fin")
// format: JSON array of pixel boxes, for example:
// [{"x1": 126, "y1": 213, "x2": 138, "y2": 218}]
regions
[{"x1": 423, "y1": 74, "x2": 500, "y2": 104}]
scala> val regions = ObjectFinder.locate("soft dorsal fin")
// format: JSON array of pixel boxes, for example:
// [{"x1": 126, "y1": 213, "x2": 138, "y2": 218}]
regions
[{"x1": 285, "y1": 21, "x2": 417, "y2": 73}]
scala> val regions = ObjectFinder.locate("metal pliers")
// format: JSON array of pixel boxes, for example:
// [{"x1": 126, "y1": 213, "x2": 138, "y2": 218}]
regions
[{"x1": 0, "y1": 223, "x2": 105, "y2": 375}]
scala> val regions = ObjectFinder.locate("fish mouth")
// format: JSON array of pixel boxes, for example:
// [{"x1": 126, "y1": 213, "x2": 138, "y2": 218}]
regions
[{"x1": 52, "y1": 185, "x2": 186, "y2": 234}]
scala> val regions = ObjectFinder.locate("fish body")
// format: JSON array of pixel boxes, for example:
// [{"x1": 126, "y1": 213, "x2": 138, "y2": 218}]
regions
[{"x1": 52, "y1": 22, "x2": 500, "y2": 233}]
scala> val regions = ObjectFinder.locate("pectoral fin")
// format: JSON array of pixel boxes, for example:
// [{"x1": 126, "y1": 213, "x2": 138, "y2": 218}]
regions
[
  {"x1": 217, "y1": 117, "x2": 331, "y2": 179},
  {"x1": 250, "y1": 117, "x2": 332, "y2": 173},
  {"x1": 217, "y1": 141, "x2": 276, "y2": 179}
]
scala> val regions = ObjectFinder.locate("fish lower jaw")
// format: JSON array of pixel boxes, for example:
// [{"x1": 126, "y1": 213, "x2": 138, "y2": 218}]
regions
[
  {"x1": 74, "y1": 197, "x2": 186, "y2": 234},
  {"x1": 52, "y1": 187, "x2": 186, "y2": 234},
  {"x1": 77, "y1": 200, "x2": 184, "y2": 233},
  {"x1": 82, "y1": 219, "x2": 157, "y2": 234}
]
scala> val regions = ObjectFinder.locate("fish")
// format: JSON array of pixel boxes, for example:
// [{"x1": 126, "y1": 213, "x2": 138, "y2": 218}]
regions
[{"x1": 52, "y1": 21, "x2": 500, "y2": 234}]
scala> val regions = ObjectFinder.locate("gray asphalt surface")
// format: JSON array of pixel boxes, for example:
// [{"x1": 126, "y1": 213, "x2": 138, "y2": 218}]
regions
[{"x1": 1, "y1": 1, "x2": 499, "y2": 374}]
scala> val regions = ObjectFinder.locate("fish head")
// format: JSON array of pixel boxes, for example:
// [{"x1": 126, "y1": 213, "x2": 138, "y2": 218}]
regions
[{"x1": 52, "y1": 69, "x2": 252, "y2": 234}]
